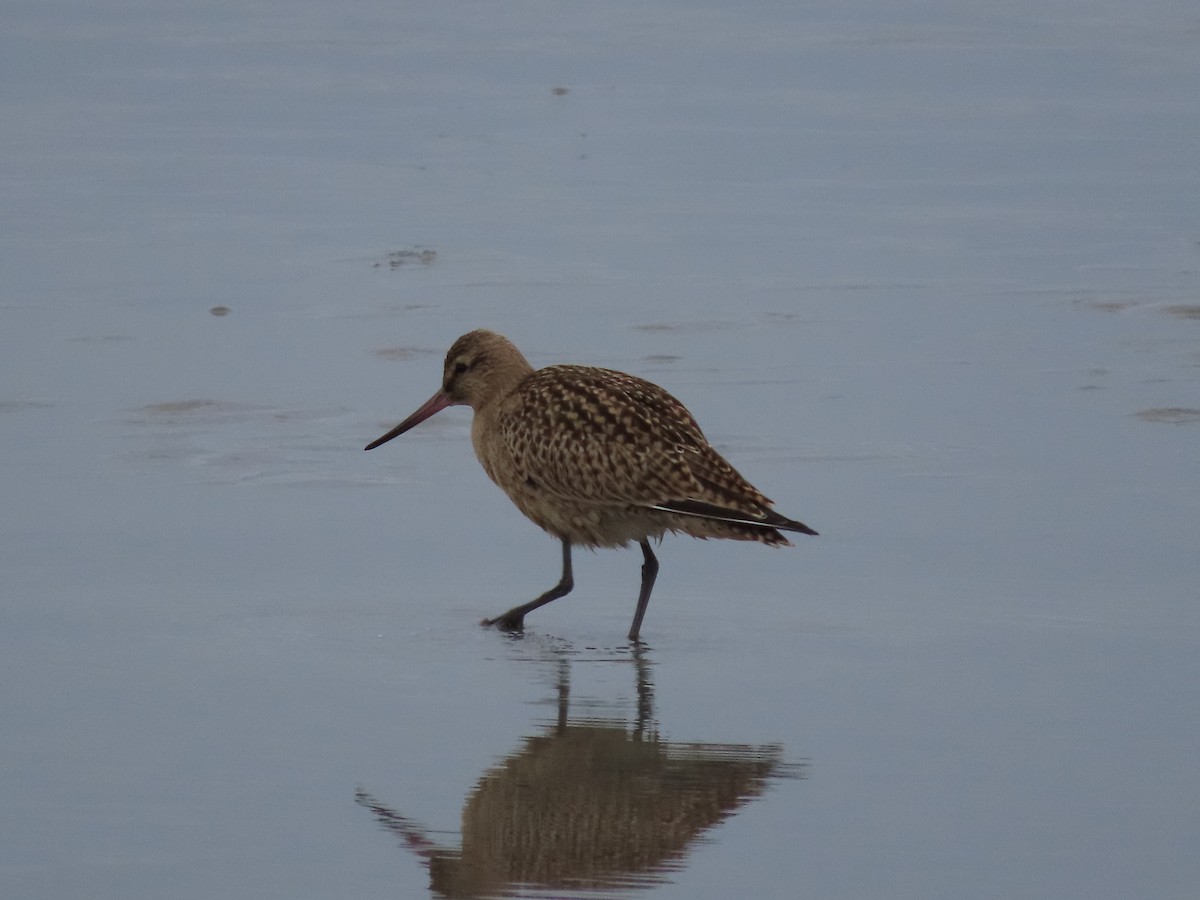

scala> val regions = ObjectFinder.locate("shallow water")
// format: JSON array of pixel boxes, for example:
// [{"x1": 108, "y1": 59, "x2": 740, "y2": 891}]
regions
[{"x1": 4, "y1": 2, "x2": 1199, "y2": 899}]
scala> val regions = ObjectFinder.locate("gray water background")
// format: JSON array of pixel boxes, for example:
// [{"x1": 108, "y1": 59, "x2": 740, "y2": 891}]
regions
[{"x1": 3, "y1": 2, "x2": 1199, "y2": 898}]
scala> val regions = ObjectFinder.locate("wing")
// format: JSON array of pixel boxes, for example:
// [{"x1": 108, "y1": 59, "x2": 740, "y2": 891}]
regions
[{"x1": 497, "y1": 365, "x2": 780, "y2": 515}]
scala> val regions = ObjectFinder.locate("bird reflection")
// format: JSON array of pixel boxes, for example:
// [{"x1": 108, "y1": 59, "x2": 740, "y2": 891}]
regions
[{"x1": 357, "y1": 646, "x2": 803, "y2": 898}]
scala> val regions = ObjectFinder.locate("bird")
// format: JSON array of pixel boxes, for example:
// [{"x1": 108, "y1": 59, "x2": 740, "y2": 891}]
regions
[{"x1": 364, "y1": 329, "x2": 817, "y2": 641}]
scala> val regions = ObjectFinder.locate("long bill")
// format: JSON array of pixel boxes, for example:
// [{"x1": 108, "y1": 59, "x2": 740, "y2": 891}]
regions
[{"x1": 364, "y1": 390, "x2": 452, "y2": 450}]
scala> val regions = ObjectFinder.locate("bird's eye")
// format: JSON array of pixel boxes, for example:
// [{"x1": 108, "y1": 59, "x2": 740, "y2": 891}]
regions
[{"x1": 453, "y1": 360, "x2": 470, "y2": 375}]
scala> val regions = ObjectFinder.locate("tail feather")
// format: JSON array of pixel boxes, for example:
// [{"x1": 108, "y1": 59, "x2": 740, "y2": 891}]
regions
[{"x1": 648, "y1": 498, "x2": 818, "y2": 537}]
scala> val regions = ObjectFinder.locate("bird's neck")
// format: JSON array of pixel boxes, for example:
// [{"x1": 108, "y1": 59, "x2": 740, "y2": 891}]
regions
[{"x1": 471, "y1": 359, "x2": 535, "y2": 414}]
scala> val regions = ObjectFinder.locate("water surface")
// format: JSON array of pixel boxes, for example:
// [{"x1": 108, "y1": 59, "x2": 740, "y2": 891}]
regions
[{"x1": 3, "y1": 2, "x2": 1198, "y2": 899}]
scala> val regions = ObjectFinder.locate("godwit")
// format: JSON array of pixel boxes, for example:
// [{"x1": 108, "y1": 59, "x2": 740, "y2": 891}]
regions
[{"x1": 365, "y1": 330, "x2": 817, "y2": 641}]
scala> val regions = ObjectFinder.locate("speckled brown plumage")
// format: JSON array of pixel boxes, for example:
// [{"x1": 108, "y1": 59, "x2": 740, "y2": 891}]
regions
[{"x1": 365, "y1": 329, "x2": 817, "y2": 640}]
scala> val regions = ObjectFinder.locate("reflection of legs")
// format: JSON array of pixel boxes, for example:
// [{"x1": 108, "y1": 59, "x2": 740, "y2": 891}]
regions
[
  {"x1": 554, "y1": 656, "x2": 570, "y2": 733},
  {"x1": 483, "y1": 536, "x2": 573, "y2": 631},
  {"x1": 631, "y1": 639, "x2": 654, "y2": 734},
  {"x1": 627, "y1": 539, "x2": 658, "y2": 642}
]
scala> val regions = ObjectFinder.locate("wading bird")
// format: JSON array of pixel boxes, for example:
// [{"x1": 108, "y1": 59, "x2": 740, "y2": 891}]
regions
[{"x1": 365, "y1": 330, "x2": 816, "y2": 640}]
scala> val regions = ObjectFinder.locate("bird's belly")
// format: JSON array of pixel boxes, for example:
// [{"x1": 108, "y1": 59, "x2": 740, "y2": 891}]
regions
[
  {"x1": 473, "y1": 416, "x2": 669, "y2": 547},
  {"x1": 506, "y1": 487, "x2": 667, "y2": 548}
]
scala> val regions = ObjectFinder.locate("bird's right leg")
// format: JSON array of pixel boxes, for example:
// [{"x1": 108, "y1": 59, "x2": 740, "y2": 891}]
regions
[
  {"x1": 482, "y1": 536, "x2": 574, "y2": 631},
  {"x1": 626, "y1": 539, "x2": 658, "y2": 642}
]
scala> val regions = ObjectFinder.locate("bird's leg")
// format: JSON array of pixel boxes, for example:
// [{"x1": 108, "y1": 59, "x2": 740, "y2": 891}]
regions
[
  {"x1": 627, "y1": 540, "x2": 659, "y2": 642},
  {"x1": 482, "y1": 536, "x2": 574, "y2": 631}
]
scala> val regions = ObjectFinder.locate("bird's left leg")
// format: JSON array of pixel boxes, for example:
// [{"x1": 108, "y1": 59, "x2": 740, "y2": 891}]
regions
[{"x1": 482, "y1": 536, "x2": 574, "y2": 631}]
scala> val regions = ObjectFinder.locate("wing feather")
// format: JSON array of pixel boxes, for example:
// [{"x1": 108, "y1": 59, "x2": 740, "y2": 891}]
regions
[{"x1": 497, "y1": 366, "x2": 782, "y2": 522}]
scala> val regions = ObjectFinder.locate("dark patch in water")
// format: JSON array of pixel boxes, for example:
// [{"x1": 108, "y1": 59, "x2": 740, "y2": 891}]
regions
[
  {"x1": 374, "y1": 247, "x2": 437, "y2": 269},
  {"x1": 1085, "y1": 300, "x2": 1139, "y2": 313},
  {"x1": 1134, "y1": 407, "x2": 1200, "y2": 424},
  {"x1": 1163, "y1": 304, "x2": 1200, "y2": 321},
  {"x1": 128, "y1": 400, "x2": 266, "y2": 426},
  {"x1": 143, "y1": 399, "x2": 220, "y2": 414}
]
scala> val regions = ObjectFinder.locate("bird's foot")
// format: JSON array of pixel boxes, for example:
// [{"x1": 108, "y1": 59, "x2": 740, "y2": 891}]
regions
[{"x1": 481, "y1": 612, "x2": 525, "y2": 632}]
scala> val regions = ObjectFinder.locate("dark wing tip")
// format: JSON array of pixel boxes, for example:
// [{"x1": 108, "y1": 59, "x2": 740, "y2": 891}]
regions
[{"x1": 783, "y1": 519, "x2": 819, "y2": 537}]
